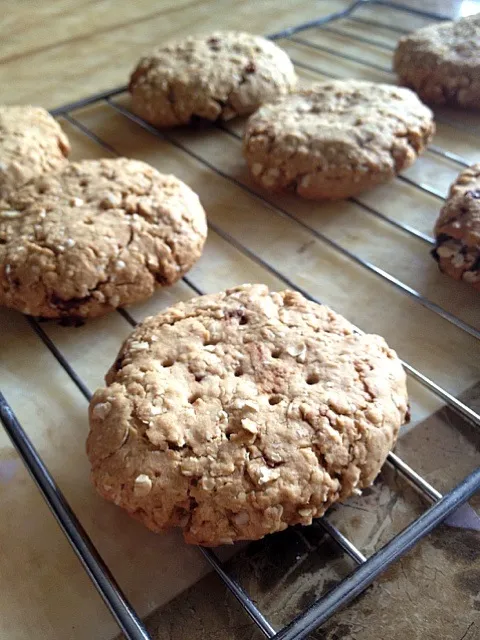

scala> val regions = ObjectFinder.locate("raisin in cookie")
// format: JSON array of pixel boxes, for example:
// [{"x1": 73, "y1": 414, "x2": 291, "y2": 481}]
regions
[
  {"x1": 129, "y1": 31, "x2": 297, "y2": 127},
  {"x1": 394, "y1": 14, "x2": 480, "y2": 109},
  {"x1": 87, "y1": 284, "x2": 409, "y2": 546},
  {"x1": 0, "y1": 105, "x2": 70, "y2": 197},
  {"x1": 243, "y1": 81, "x2": 434, "y2": 200},
  {"x1": 0, "y1": 158, "x2": 207, "y2": 318},
  {"x1": 431, "y1": 163, "x2": 480, "y2": 291}
]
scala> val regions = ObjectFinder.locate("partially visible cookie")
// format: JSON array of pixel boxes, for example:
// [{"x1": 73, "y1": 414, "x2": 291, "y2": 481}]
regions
[
  {"x1": 394, "y1": 14, "x2": 480, "y2": 109},
  {"x1": 0, "y1": 158, "x2": 207, "y2": 318},
  {"x1": 243, "y1": 80, "x2": 435, "y2": 200},
  {"x1": 0, "y1": 105, "x2": 70, "y2": 197},
  {"x1": 431, "y1": 163, "x2": 480, "y2": 291},
  {"x1": 129, "y1": 31, "x2": 297, "y2": 127},
  {"x1": 87, "y1": 284, "x2": 409, "y2": 546}
]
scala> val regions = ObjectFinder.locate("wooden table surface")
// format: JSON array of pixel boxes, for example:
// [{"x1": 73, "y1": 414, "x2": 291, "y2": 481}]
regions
[{"x1": 1, "y1": 2, "x2": 479, "y2": 640}]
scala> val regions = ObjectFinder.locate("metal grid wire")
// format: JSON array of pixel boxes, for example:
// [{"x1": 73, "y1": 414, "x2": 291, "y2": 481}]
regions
[{"x1": 1, "y1": 1, "x2": 480, "y2": 639}]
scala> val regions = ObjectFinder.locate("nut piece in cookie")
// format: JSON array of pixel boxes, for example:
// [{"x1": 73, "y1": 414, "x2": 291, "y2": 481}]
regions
[
  {"x1": 243, "y1": 80, "x2": 435, "y2": 200},
  {"x1": 431, "y1": 163, "x2": 480, "y2": 291},
  {"x1": 129, "y1": 31, "x2": 297, "y2": 127},
  {"x1": 0, "y1": 105, "x2": 70, "y2": 197},
  {"x1": 0, "y1": 158, "x2": 207, "y2": 318},
  {"x1": 87, "y1": 284, "x2": 409, "y2": 546},
  {"x1": 394, "y1": 14, "x2": 480, "y2": 109}
]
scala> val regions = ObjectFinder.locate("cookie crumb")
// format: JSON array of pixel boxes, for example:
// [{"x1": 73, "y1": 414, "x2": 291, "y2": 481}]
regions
[
  {"x1": 233, "y1": 511, "x2": 250, "y2": 525},
  {"x1": 92, "y1": 402, "x2": 112, "y2": 420},
  {"x1": 134, "y1": 474, "x2": 153, "y2": 497},
  {"x1": 241, "y1": 417, "x2": 258, "y2": 434}
]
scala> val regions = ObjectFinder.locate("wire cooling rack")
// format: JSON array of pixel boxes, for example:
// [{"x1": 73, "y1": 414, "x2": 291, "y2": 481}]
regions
[{"x1": 1, "y1": 1, "x2": 479, "y2": 639}]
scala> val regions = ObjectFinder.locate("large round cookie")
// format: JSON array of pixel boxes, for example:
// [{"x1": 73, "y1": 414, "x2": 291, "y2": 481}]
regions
[
  {"x1": 0, "y1": 105, "x2": 70, "y2": 196},
  {"x1": 394, "y1": 14, "x2": 480, "y2": 109},
  {"x1": 431, "y1": 163, "x2": 480, "y2": 291},
  {"x1": 242, "y1": 81, "x2": 435, "y2": 200},
  {"x1": 129, "y1": 31, "x2": 297, "y2": 127},
  {"x1": 87, "y1": 284, "x2": 409, "y2": 546},
  {"x1": 0, "y1": 158, "x2": 207, "y2": 318}
]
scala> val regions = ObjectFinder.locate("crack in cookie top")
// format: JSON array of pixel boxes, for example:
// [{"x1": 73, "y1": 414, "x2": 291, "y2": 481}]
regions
[
  {"x1": 0, "y1": 105, "x2": 70, "y2": 196},
  {"x1": 87, "y1": 284, "x2": 409, "y2": 546},
  {"x1": 129, "y1": 31, "x2": 297, "y2": 127},
  {"x1": 0, "y1": 158, "x2": 207, "y2": 318}
]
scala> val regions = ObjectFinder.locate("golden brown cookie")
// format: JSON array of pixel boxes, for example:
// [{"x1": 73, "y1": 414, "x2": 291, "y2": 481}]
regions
[
  {"x1": 394, "y1": 14, "x2": 480, "y2": 109},
  {"x1": 431, "y1": 163, "x2": 480, "y2": 291},
  {"x1": 0, "y1": 158, "x2": 207, "y2": 318},
  {"x1": 87, "y1": 284, "x2": 409, "y2": 546},
  {"x1": 242, "y1": 81, "x2": 435, "y2": 200},
  {"x1": 0, "y1": 105, "x2": 70, "y2": 197},
  {"x1": 129, "y1": 31, "x2": 297, "y2": 127}
]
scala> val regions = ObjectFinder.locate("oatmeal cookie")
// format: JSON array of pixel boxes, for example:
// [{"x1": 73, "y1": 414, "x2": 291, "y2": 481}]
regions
[
  {"x1": 431, "y1": 163, "x2": 480, "y2": 291},
  {"x1": 394, "y1": 14, "x2": 480, "y2": 109},
  {"x1": 87, "y1": 284, "x2": 409, "y2": 546},
  {"x1": 0, "y1": 105, "x2": 70, "y2": 196},
  {"x1": 0, "y1": 158, "x2": 207, "y2": 318},
  {"x1": 129, "y1": 31, "x2": 297, "y2": 127},
  {"x1": 243, "y1": 81, "x2": 434, "y2": 200}
]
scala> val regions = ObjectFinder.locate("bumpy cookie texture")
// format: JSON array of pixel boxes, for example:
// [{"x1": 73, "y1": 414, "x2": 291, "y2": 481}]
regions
[
  {"x1": 0, "y1": 158, "x2": 207, "y2": 318},
  {"x1": 87, "y1": 284, "x2": 409, "y2": 546},
  {"x1": 129, "y1": 31, "x2": 297, "y2": 127},
  {"x1": 0, "y1": 105, "x2": 70, "y2": 196},
  {"x1": 431, "y1": 163, "x2": 480, "y2": 291},
  {"x1": 243, "y1": 81, "x2": 434, "y2": 200},
  {"x1": 394, "y1": 14, "x2": 480, "y2": 109}
]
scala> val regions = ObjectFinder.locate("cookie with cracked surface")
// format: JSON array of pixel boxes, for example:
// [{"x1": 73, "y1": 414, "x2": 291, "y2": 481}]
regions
[
  {"x1": 87, "y1": 284, "x2": 409, "y2": 546},
  {"x1": 394, "y1": 14, "x2": 480, "y2": 109},
  {"x1": 129, "y1": 31, "x2": 297, "y2": 127},
  {"x1": 0, "y1": 105, "x2": 70, "y2": 197},
  {"x1": 0, "y1": 158, "x2": 207, "y2": 318},
  {"x1": 431, "y1": 163, "x2": 480, "y2": 291},
  {"x1": 242, "y1": 81, "x2": 435, "y2": 200}
]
